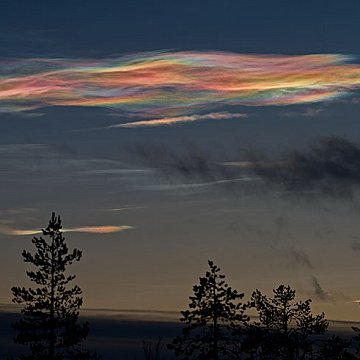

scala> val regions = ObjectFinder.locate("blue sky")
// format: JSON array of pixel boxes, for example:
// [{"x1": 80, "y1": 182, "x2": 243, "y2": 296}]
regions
[{"x1": 1, "y1": 0, "x2": 360, "y2": 322}]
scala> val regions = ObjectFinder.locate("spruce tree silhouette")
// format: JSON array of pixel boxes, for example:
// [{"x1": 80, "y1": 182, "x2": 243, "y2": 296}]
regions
[
  {"x1": 168, "y1": 260, "x2": 248, "y2": 360},
  {"x1": 246, "y1": 284, "x2": 328, "y2": 360},
  {"x1": 11, "y1": 212, "x2": 100, "y2": 360},
  {"x1": 142, "y1": 337, "x2": 163, "y2": 360},
  {"x1": 316, "y1": 335, "x2": 356, "y2": 360}
]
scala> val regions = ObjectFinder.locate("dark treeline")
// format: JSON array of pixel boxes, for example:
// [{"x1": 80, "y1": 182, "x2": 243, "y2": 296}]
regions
[
  {"x1": 5, "y1": 213, "x2": 360, "y2": 359},
  {"x1": 167, "y1": 261, "x2": 360, "y2": 360}
]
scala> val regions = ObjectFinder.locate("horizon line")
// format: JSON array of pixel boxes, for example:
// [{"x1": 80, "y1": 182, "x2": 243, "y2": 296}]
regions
[{"x1": 0, "y1": 304, "x2": 359, "y2": 325}]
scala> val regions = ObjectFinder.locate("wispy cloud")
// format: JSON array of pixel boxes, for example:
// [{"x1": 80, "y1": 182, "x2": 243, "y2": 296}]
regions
[
  {"x1": 351, "y1": 238, "x2": 360, "y2": 252},
  {"x1": 1, "y1": 51, "x2": 360, "y2": 117},
  {"x1": 112, "y1": 112, "x2": 247, "y2": 128},
  {"x1": 221, "y1": 160, "x2": 287, "y2": 169},
  {"x1": 132, "y1": 136, "x2": 360, "y2": 198},
  {"x1": 77, "y1": 168, "x2": 152, "y2": 176},
  {"x1": 0, "y1": 224, "x2": 133, "y2": 236},
  {"x1": 286, "y1": 248, "x2": 314, "y2": 269},
  {"x1": 0, "y1": 143, "x2": 48, "y2": 154},
  {"x1": 0, "y1": 208, "x2": 37, "y2": 216},
  {"x1": 256, "y1": 136, "x2": 360, "y2": 197},
  {"x1": 311, "y1": 276, "x2": 334, "y2": 302},
  {"x1": 280, "y1": 107, "x2": 325, "y2": 118},
  {"x1": 104, "y1": 205, "x2": 144, "y2": 212},
  {"x1": 63, "y1": 226, "x2": 133, "y2": 234},
  {"x1": 135, "y1": 178, "x2": 257, "y2": 191},
  {"x1": 132, "y1": 143, "x2": 243, "y2": 186}
]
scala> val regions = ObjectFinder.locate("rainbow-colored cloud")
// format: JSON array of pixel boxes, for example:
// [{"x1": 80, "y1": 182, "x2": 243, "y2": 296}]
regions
[
  {"x1": 112, "y1": 111, "x2": 247, "y2": 127},
  {"x1": 1, "y1": 51, "x2": 360, "y2": 119},
  {"x1": 0, "y1": 224, "x2": 133, "y2": 235}
]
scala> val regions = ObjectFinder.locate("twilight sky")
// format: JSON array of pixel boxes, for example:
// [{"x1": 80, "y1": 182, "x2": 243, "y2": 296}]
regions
[{"x1": 1, "y1": 0, "x2": 360, "y2": 322}]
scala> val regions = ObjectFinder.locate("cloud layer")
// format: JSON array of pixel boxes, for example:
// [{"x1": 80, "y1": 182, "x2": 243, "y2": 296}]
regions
[
  {"x1": 132, "y1": 136, "x2": 360, "y2": 198},
  {"x1": 257, "y1": 137, "x2": 360, "y2": 197},
  {"x1": 1, "y1": 51, "x2": 360, "y2": 118}
]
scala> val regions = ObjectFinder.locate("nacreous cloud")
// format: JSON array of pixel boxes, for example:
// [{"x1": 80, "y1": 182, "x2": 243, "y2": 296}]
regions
[
  {"x1": 0, "y1": 225, "x2": 133, "y2": 235},
  {"x1": 1, "y1": 51, "x2": 360, "y2": 118},
  {"x1": 111, "y1": 112, "x2": 247, "y2": 127}
]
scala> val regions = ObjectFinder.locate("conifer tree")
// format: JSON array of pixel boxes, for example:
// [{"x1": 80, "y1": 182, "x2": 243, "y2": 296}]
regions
[
  {"x1": 246, "y1": 284, "x2": 328, "y2": 360},
  {"x1": 316, "y1": 335, "x2": 356, "y2": 360},
  {"x1": 168, "y1": 260, "x2": 248, "y2": 360},
  {"x1": 11, "y1": 212, "x2": 99, "y2": 360}
]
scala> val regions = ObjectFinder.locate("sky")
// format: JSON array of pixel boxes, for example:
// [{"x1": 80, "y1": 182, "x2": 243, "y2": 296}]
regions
[{"x1": 2, "y1": 0, "x2": 360, "y2": 323}]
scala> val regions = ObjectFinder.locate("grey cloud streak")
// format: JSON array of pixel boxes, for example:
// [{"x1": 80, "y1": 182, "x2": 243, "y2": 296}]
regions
[
  {"x1": 256, "y1": 137, "x2": 360, "y2": 198},
  {"x1": 286, "y1": 248, "x2": 314, "y2": 270},
  {"x1": 131, "y1": 143, "x2": 261, "y2": 194},
  {"x1": 311, "y1": 276, "x2": 334, "y2": 302},
  {"x1": 132, "y1": 136, "x2": 360, "y2": 198}
]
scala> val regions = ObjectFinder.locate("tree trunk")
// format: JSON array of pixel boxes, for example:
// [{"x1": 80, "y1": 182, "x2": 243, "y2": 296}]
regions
[
  {"x1": 212, "y1": 278, "x2": 218, "y2": 360},
  {"x1": 49, "y1": 235, "x2": 56, "y2": 359}
]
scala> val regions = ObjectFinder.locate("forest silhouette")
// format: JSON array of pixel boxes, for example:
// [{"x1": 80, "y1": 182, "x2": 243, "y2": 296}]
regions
[{"x1": 5, "y1": 212, "x2": 360, "y2": 359}]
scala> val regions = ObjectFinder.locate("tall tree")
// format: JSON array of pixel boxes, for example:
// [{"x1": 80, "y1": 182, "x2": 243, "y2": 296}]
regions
[
  {"x1": 12, "y1": 212, "x2": 99, "y2": 360},
  {"x1": 142, "y1": 337, "x2": 163, "y2": 360},
  {"x1": 168, "y1": 260, "x2": 248, "y2": 360},
  {"x1": 246, "y1": 284, "x2": 328, "y2": 360}
]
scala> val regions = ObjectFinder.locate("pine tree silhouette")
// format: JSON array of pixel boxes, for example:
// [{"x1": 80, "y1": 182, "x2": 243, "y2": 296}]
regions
[
  {"x1": 168, "y1": 260, "x2": 248, "y2": 360},
  {"x1": 11, "y1": 212, "x2": 100, "y2": 360},
  {"x1": 142, "y1": 337, "x2": 163, "y2": 360},
  {"x1": 246, "y1": 284, "x2": 328, "y2": 360}
]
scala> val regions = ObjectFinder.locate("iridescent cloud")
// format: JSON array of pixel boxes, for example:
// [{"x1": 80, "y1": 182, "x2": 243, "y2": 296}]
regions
[
  {"x1": 1, "y1": 51, "x2": 360, "y2": 119},
  {"x1": 63, "y1": 225, "x2": 133, "y2": 234},
  {"x1": 0, "y1": 224, "x2": 133, "y2": 235},
  {"x1": 112, "y1": 112, "x2": 247, "y2": 127}
]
